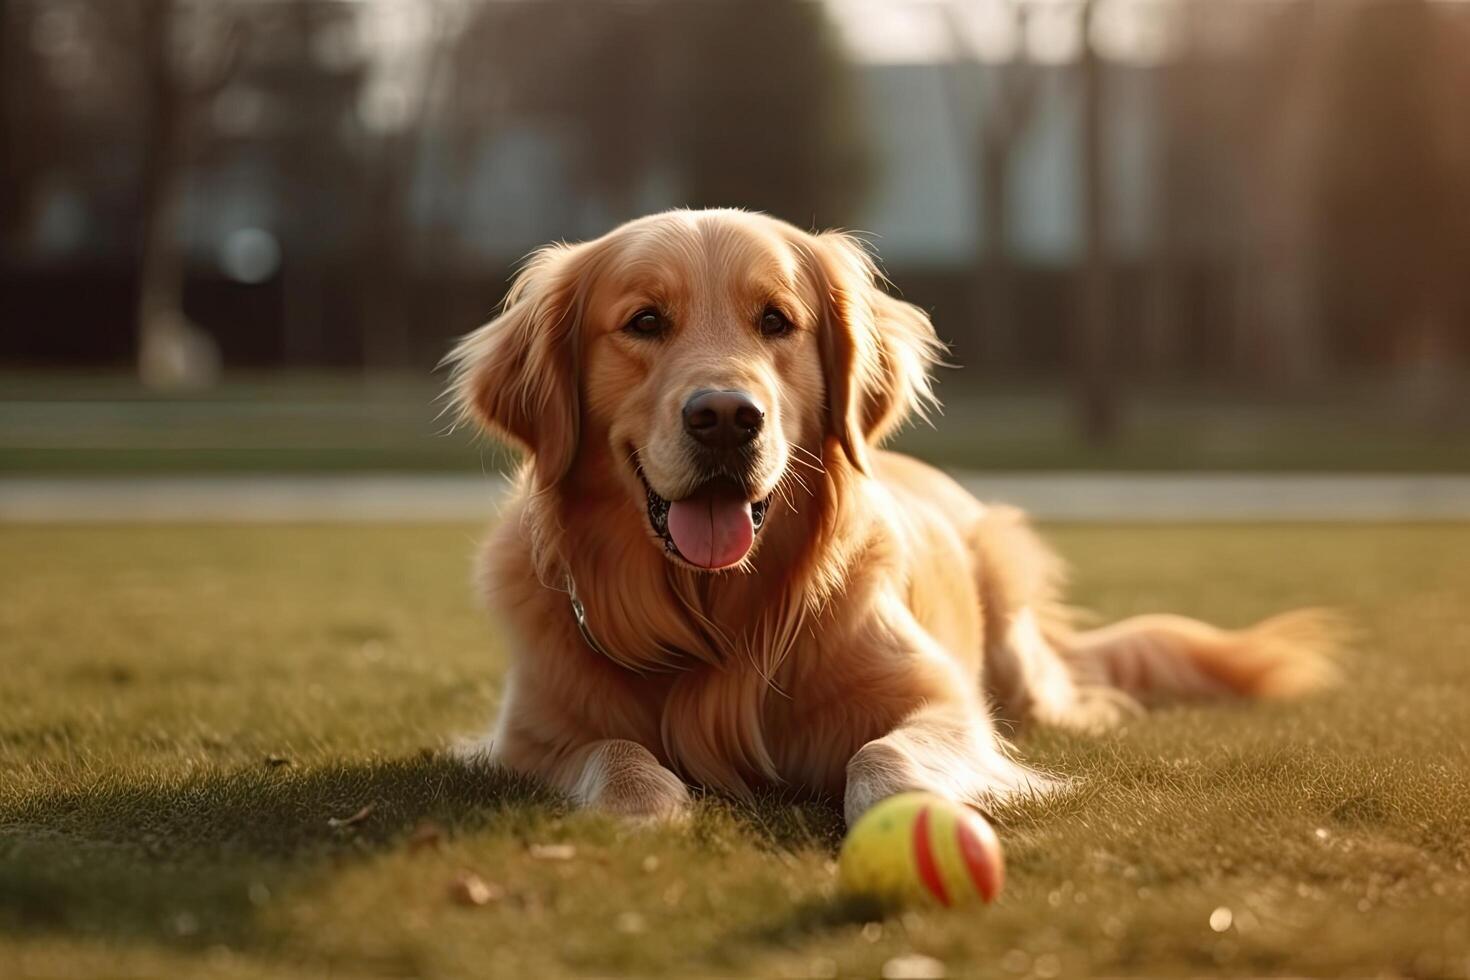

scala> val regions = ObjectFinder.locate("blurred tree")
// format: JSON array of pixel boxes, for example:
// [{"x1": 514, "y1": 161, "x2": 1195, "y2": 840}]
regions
[
  {"x1": 0, "y1": 2, "x2": 58, "y2": 245},
  {"x1": 1234, "y1": 0, "x2": 1333, "y2": 384},
  {"x1": 134, "y1": 0, "x2": 249, "y2": 388},
  {"x1": 1076, "y1": 0, "x2": 1118, "y2": 444},
  {"x1": 444, "y1": 0, "x2": 867, "y2": 236},
  {"x1": 1139, "y1": 2, "x2": 1190, "y2": 378},
  {"x1": 1318, "y1": 0, "x2": 1469, "y2": 417},
  {"x1": 943, "y1": 1, "x2": 1042, "y2": 374},
  {"x1": 667, "y1": 0, "x2": 869, "y2": 227},
  {"x1": 2, "y1": 2, "x2": 143, "y2": 256},
  {"x1": 354, "y1": 1, "x2": 456, "y2": 369},
  {"x1": 252, "y1": 1, "x2": 372, "y2": 366},
  {"x1": 439, "y1": 0, "x2": 665, "y2": 262}
]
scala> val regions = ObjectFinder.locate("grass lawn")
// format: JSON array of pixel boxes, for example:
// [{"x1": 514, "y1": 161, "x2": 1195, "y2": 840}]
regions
[{"x1": 2, "y1": 523, "x2": 1469, "y2": 978}]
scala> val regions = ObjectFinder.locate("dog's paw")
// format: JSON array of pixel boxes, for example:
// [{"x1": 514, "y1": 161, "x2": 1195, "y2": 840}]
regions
[
  {"x1": 844, "y1": 739, "x2": 923, "y2": 826},
  {"x1": 1032, "y1": 683, "x2": 1142, "y2": 735},
  {"x1": 844, "y1": 720, "x2": 1065, "y2": 826},
  {"x1": 447, "y1": 734, "x2": 497, "y2": 765},
  {"x1": 574, "y1": 740, "x2": 693, "y2": 823}
]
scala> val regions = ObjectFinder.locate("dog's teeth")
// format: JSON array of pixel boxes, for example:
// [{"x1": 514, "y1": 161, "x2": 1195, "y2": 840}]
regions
[{"x1": 646, "y1": 488, "x2": 670, "y2": 536}]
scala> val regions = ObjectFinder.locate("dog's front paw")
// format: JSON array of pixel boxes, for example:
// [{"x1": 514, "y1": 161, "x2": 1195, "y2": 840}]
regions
[
  {"x1": 574, "y1": 740, "x2": 692, "y2": 823},
  {"x1": 844, "y1": 714, "x2": 1067, "y2": 826},
  {"x1": 844, "y1": 739, "x2": 935, "y2": 826},
  {"x1": 1031, "y1": 683, "x2": 1142, "y2": 735}
]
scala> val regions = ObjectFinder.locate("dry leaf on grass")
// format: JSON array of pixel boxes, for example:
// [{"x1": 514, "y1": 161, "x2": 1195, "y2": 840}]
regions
[
  {"x1": 326, "y1": 803, "x2": 376, "y2": 828},
  {"x1": 449, "y1": 870, "x2": 504, "y2": 907},
  {"x1": 408, "y1": 819, "x2": 444, "y2": 851},
  {"x1": 529, "y1": 843, "x2": 576, "y2": 861}
]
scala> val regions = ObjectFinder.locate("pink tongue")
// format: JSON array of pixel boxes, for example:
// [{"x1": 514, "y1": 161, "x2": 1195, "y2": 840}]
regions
[{"x1": 666, "y1": 492, "x2": 755, "y2": 569}]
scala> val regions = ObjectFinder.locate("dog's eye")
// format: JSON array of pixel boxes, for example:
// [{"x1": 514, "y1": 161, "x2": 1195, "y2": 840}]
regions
[
  {"x1": 759, "y1": 308, "x2": 793, "y2": 338},
  {"x1": 624, "y1": 309, "x2": 666, "y2": 338}
]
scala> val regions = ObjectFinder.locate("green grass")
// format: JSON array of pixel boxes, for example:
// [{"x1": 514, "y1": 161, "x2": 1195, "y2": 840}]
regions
[
  {"x1": 2, "y1": 523, "x2": 1469, "y2": 978},
  {"x1": 4, "y1": 371, "x2": 1469, "y2": 473}
]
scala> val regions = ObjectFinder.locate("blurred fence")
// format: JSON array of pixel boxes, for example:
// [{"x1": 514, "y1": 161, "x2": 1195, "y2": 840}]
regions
[{"x1": 2, "y1": 0, "x2": 1468, "y2": 420}]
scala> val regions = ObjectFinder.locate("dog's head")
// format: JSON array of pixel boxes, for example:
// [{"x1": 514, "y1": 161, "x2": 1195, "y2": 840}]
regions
[{"x1": 448, "y1": 209, "x2": 942, "y2": 571}]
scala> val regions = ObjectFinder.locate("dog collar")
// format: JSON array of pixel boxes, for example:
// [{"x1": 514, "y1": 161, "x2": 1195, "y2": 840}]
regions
[{"x1": 566, "y1": 575, "x2": 612, "y2": 659}]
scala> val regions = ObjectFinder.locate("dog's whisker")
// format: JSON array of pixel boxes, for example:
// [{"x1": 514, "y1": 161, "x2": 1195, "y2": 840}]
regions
[
  {"x1": 791, "y1": 443, "x2": 826, "y2": 465},
  {"x1": 779, "y1": 481, "x2": 804, "y2": 510},
  {"x1": 624, "y1": 444, "x2": 650, "y2": 469},
  {"x1": 783, "y1": 468, "x2": 814, "y2": 499},
  {"x1": 771, "y1": 478, "x2": 793, "y2": 513},
  {"x1": 788, "y1": 444, "x2": 828, "y2": 474},
  {"x1": 774, "y1": 471, "x2": 805, "y2": 514}
]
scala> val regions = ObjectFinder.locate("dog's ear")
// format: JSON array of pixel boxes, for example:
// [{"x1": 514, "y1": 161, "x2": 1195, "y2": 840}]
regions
[
  {"x1": 807, "y1": 231, "x2": 944, "y2": 473},
  {"x1": 446, "y1": 243, "x2": 592, "y2": 489}
]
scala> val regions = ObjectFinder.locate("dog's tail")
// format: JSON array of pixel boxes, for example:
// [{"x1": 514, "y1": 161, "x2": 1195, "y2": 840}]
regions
[{"x1": 1058, "y1": 608, "x2": 1347, "y2": 705}]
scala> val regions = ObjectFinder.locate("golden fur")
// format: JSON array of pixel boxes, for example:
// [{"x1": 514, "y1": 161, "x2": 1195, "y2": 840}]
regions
[{"x1": 446, "y1": 209, "x2": 1342, "y2": 823}]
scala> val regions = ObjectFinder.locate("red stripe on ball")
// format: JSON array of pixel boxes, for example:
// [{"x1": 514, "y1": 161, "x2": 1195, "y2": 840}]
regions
[
  {"x1": 912, "y1": 805, "x2": 951, "y2": 906},
  {"x1": 956, "y1": 813, "x2": 1003, "y2": 902}
]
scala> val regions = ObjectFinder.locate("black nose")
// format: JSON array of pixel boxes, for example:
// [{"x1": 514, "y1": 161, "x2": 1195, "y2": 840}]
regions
[{"x1": 682, "y1": 389, "x2": 765, "y2": 451}]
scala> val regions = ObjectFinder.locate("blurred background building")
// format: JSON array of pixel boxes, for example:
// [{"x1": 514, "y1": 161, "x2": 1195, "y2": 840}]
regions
[{"x1": 2, "y1": 0, "x2": 1468, "y2": 475}]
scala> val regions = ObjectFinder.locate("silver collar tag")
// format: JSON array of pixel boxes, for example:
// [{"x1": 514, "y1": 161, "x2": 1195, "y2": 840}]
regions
[{"x1": 566, "y1": 575, "x2": 612, "y2": 659}]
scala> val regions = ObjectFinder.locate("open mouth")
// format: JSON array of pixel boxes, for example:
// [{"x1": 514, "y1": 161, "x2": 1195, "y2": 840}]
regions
[{"x1": 638, "y1": 466, "x2": 770, "y2": 570}]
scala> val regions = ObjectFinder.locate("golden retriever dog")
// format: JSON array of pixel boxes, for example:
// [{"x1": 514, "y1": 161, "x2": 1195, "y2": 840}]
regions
[{"x1": 447, "y1": 208, "x2": 1339, "y2": 825}]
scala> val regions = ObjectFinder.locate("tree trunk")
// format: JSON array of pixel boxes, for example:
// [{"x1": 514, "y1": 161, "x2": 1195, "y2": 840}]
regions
[
  {"x1": 941, "y1": 5, "x2": 1036, "y2": 378},
  {"x1": 1076, "y1": 0, "x2": 1118, "y2": 443},
  {"x1": 1140, "y1": 35, "x2": 1184, "y2": 377},
  {"x1": 136, "y1": 0, "x2": 219, "y2": 389},
  {"x1": 359, "y1": 2, "x2": 451, "y2": 372}
]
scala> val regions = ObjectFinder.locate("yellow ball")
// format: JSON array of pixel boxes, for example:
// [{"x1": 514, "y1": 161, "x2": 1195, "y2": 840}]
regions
[{"x1": 838, "y1": 792, "x2": 1004, "y2": 908}]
